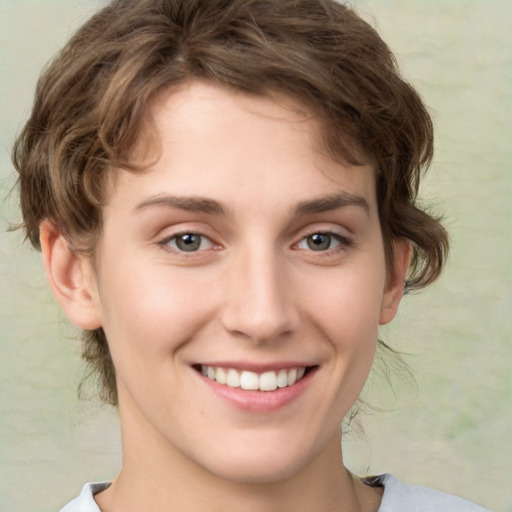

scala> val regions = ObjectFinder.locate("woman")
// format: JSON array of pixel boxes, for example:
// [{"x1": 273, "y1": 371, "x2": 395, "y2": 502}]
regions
[{"x1": 12, "y1": 0, "x2": 489, "y2": 510}]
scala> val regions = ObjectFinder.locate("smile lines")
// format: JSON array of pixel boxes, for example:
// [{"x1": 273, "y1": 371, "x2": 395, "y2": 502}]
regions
[{"x1": 199, "y1": 365, "x2": 307, "y2": 391}]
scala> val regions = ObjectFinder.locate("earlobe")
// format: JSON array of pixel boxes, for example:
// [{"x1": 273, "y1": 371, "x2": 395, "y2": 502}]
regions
[
  {"x1": 40, "y1": 220, "x2": 102, "y2": 330},
  {"x1": 379, "y1": 239, "x2": 412, "y2": 325}
]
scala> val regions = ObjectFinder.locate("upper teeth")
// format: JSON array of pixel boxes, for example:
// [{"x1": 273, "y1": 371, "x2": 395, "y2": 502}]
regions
[{"x1": 201, "y1": 365, "x2": 306, "y2": 391}]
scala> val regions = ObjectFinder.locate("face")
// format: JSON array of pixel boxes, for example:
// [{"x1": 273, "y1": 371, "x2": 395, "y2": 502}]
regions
[{"x1": 76, "y1": 82, "x2": 408, "y2": 483}]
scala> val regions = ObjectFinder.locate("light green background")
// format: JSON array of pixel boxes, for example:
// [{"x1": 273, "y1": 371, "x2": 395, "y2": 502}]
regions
[{"x1": 0, "y1": 1, "x2": 510, "y2": 511}]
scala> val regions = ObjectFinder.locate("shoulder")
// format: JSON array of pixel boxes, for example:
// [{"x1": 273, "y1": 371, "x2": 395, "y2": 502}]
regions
[
  {"x1": 374, "y1": 474, "x2": 490, "y2": 512},
  {"x1": 58, "y1": 476, "x2": 490, "y2": 512},
  {"x1": 59, "y1": 482, "x2": 110, "y2": 512}
]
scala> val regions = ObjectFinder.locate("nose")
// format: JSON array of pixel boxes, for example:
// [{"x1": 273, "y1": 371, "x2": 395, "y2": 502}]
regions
[{"x1": 220, "y1": 246, "x2": 300, "y2": 344}]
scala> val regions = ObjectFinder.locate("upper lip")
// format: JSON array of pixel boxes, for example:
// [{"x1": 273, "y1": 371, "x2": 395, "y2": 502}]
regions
[{"x1": 192, "y1": 361, "x2": 317, "y2": 373}]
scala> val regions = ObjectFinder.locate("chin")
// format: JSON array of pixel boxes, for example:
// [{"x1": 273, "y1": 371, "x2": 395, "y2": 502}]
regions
[
  {"x1": 207, "y1": 457, "x2": 305, "y2": 484},
  {"x1": 194, "y1": 435, "x2": 325, "y2": 485}
]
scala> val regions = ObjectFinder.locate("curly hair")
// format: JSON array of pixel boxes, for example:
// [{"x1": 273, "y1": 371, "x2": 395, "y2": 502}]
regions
[{"x1": 13, "y1": 0, "x2": 448, "y2": 405}]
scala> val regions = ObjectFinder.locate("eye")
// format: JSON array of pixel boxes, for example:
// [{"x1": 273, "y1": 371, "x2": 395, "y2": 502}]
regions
[
  {"x1": 164, "y1": 233, "x2": 214, "y2": 252},
  {"x1": 297, "y1": 232, "x2": 344, "y2": 252}
]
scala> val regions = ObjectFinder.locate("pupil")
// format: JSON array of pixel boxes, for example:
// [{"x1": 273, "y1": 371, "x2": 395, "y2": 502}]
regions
[
  {"x1": 307, "y1": 233, "x2": 331, "y2": 251},
  {"x1": 177, "y1": 234, "x2": 201, "y2": 252}
]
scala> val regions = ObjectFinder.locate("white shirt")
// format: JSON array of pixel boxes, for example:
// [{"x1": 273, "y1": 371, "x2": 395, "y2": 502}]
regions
[{"x1": 59, "y1": 474, "x2": 489, "y2": 512}]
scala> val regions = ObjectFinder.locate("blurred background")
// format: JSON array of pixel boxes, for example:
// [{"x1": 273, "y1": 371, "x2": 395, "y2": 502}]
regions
[{"x1": 0, "y1": 1, "x2": 510, "y2": 511}]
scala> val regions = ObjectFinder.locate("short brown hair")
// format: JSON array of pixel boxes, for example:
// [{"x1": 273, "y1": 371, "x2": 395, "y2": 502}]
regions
[{"x1": 13, "y1": 0, "x2": 448, "y2": 405}]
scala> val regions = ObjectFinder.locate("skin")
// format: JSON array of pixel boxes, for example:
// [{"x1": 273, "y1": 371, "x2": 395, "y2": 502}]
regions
[{"x1": 41, "y1": 81, "x2": 410, "y2": 512}]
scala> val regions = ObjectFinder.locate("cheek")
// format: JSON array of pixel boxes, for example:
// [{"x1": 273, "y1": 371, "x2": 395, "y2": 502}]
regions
[
  {"x1": 304, "y1": 261, "x2": 386, "y2": 389},
  {"x1": 97, "y1": 264, "x2": 216, "y2": 367},
  {"x1": 306, "y1": 264, "x2": 386, "y2": 339}
]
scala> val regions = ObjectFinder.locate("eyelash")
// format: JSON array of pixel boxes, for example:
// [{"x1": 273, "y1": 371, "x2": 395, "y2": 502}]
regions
[
  {"x1": 158, "y1": 230, "x2": 352, "y2": 256},
  {"x1": 158, "y1": 232, "x2": 216, "y2": 254},
  {"x1": 295, "y1": 231, "x2": 352, "y2": 254}
]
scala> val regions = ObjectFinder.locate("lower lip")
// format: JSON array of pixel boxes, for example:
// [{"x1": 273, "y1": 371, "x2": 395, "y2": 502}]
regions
[{"x1": 196, "y1": 369, "x2": 316, "y2": 412}]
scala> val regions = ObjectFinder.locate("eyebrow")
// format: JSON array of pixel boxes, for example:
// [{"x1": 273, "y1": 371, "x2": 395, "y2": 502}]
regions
[
  {"x1": 134, "y1": 191, "x2": 370, "y2": 217},
  {"x1": 134, "y1": 194, "x2": 227, "y2": 215},
  {"x1": 293, "y1": 192, "x2": 370, "y2": 216}
]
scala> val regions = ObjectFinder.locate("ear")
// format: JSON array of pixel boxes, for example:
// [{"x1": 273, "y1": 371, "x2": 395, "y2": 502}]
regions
[
  {"x1": 40, "y1": 220, "x2": 102, "y2": 330},
  {"x1": 379, "y1": 238, "x2": 412, "y2": 325}
]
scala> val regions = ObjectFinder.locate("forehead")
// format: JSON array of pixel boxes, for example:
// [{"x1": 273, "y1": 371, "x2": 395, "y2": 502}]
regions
[
  {"x1": 134, "y1": 82, "x2": 325, "y2": 162},
  {"x1": 108, "y1": 81, "x2": 377, "y2": 214}
]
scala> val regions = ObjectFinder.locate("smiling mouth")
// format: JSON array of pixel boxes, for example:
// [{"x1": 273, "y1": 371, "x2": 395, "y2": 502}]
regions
[{"x1": 194, "y1": 365, "x2": 313, "y2": 392}]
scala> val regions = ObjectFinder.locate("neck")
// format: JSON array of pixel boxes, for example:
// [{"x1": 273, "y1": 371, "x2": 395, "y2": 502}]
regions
[{"x1": 95, "y1": 399, "x2": 382, "y2": 512}]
